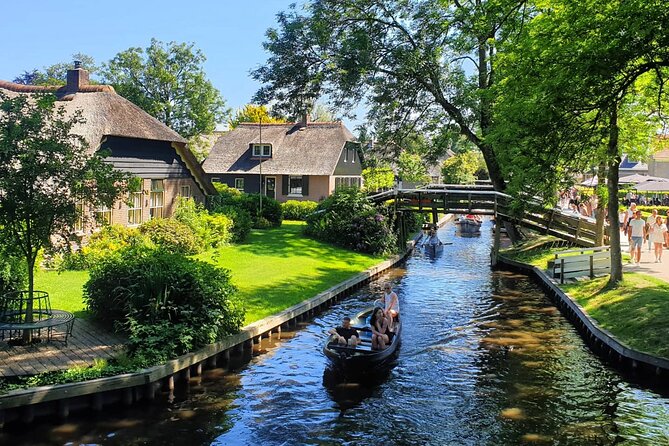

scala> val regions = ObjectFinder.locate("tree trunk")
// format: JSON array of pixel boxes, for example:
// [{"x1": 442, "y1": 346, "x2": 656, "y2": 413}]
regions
[
  {"x1": 595, "y1": 162, "x2": 607, "y2": 246},
  {"x1": 606, "y1": 105, "x2": 623, "y2": 285},
  {"x1": 22, "y1": 255, "x2": 35, "y2": 343}
]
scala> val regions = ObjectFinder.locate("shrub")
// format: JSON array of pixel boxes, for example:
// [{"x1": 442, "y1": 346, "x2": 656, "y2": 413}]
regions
[
  {"x1": 139, "y1": 218, "x2": 201, "y2": 255},
  {"x1": 306, "y1": 187, "x2": 397, "y2": 255},
  {"x1": 59, "y1": 225, "x2": 150, "y2": 270},
  {"x1": 84, "y1": 248, "x2": 245, "y2": 361},
  {"x1": 0, "y1": 251, "x2": 26, "y2": 296},
  {"x1": 174, "y1": 197, "x2": 233, "y2": 248},
  {"x1": 209, "y1": 185, "x2": 283, "y2": 228},
  {"x1": 213, "y1": 205, "x2": 252, "y2": 242},
  {"x1": 281, "y1": 200, "x2": 318, "y2": 220}
]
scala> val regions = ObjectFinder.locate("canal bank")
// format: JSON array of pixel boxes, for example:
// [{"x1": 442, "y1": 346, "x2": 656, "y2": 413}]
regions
[
  {"x1": 497, "y1": 251, "x2": 669, "y2": 380},
  {"x1": 4, "y1": 217, "x2": 669, "y2": 445},
  {"x1": 0, "y1": 220, "x2": 438, "y2": 428}
]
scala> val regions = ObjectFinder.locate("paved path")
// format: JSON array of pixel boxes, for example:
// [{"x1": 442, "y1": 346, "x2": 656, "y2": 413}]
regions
[
  {"x1": 620, "y1": 232, "x2": 669, "y2": 282},
  {"x1": 0, "y1": 318, "x2": 125, "y2": 377}
]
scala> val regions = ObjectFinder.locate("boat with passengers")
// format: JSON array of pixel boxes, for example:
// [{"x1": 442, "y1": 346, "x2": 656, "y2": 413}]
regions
[{"x1": 323, "y1": 307, "x2": 401, "y2": 373}]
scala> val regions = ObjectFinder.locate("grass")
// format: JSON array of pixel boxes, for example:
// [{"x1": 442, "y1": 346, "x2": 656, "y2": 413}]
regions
[
  {"x1": 563, "y1": 273, "x2": 669, "y2": 359},
  {"x1": 196, "y1": 220, "x2": 384, "y2": 324},
  {"x1": 500, "y1": 235, "x2": 568, "y2": 268},
  {"x1": 34, "y1": 269, "x2": 90, "y2": 318}
]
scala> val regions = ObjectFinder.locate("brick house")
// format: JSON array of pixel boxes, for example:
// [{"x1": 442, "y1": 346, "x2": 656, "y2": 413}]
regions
[
  {"x1": 202, "y1": 117, "x2": 363, "y2": 202},
  {"x1": 0, "y1": 64, "x2": 214, "y2": 233}
]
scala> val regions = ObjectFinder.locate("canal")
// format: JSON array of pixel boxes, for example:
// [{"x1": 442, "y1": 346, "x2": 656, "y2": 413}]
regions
[{"x1": 3, "y1": 220, "x2": 669, "y2": 445}]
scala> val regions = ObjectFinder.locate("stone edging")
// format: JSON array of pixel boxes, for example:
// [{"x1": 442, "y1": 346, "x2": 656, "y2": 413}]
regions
[
  {"x1": 0, "y1": 230, "x2": 425, "y2": 426},
  {"x1": 498, "y1": 255, "x2": 669, "y2": 376}
]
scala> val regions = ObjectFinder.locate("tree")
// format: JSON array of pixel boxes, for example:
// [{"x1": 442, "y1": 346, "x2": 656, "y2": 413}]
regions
[
  {"x1": 441, "y1": 151, "x2": 485, "y2": 185},
  {"x1": 397, "y1": 151, "x2": 429, "y2": 184},
  {"x1": 252, "y1": 0, "x2": 532, "y2": 194},
  {"x1": 491, "y1": 0, "x2": 669, "y2": 283},
  {"x1": 228, "y1": 104, "x2": 287, "y2": 129},
  {"x1": 362, "y1": 166, "x2": 395, "y2": 192},
  {"x1": 14, "y1": 53, "x2": 97, "y2": 86},
  {"x1": 0, "y1": 92, "x2": 128, "y2": 342},
  {"x1": 102, "y1": 39, "x2": 228, "y2": 138}
]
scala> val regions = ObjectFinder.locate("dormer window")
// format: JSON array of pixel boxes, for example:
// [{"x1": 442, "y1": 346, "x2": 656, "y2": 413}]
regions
[{"x1": 252, "y1": 144, "x2": 272, "y2": 157}]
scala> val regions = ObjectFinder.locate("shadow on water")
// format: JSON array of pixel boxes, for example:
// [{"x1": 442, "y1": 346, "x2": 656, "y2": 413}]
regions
[{"x1": 322, "y1": 363, "x2": 395, "y2": 413}]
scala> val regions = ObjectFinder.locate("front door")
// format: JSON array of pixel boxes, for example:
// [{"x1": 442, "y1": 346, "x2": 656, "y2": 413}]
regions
[{"x1": 265, "y1": 176, "x2": 276, "y2": 199}]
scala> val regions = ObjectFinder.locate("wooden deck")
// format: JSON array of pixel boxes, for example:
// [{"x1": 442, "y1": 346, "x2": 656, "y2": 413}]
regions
[{"x1": 0, "y1": 318, "x2": 125, "y2": 377}]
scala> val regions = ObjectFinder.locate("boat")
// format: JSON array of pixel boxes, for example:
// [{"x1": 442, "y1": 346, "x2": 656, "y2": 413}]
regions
[
  {"x1": 423, "y1": 233, "x2": 444, "y2": 254},
  {"x1": 455, "y1": 214, "x2": 482, "y2": 234},
  {"x1": 323, "y1": 307, "x2": 401, "y2": 373}
]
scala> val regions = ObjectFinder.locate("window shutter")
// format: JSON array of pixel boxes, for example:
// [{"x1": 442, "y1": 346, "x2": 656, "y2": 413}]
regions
[
  {"x1": 302, "y1": 175, "x2": 309, "y2": 196},
  {"x1": 282, "y1": 175, "x2": 289, "y2": 195}
]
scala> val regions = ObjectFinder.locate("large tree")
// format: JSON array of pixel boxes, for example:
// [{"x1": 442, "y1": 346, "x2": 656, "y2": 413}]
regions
[
  {"x1": 102, "y1": 39, "x2": 228, "y2": 138},
  {"x1": 228, "y1": 104, "x2": 287, "y2": 129},
  {"x1": 253, "y1": 0, "x2": 532, "y2": 193},
  {"x1": 0, "y1": 92, "x2": 128, "y2": 341},
  {"x1": 492, "y1": 0, "x2": 669, "y2": 283}
]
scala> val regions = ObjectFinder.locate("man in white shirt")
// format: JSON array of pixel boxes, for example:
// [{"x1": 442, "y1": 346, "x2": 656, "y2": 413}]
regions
[{"x1": 628, "y1": 211, "x2": 647, "y2": 265}]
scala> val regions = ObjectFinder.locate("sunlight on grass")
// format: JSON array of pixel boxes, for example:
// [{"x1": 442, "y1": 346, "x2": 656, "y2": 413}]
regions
[
  {"x1": 34, "y1": 269, "x2": 90, "y2": 318},
  {"x1": 198, "y1": 221, "x2": 385, "y2": 324},
  {"x1": 563, "y1": 273, "x2": 669, "y2": 358}
]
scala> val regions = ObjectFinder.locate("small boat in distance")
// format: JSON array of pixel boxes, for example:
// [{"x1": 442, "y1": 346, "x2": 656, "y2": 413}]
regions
[
  {"x1": 424, "y1": 230, "x2": 444, "y2": 254},
  {"x1": 455, "y1": 214, "x2": 482, "y2": 234},
  {"x1": 323, "y1": 307, "x2": 401, "y2": 374}
]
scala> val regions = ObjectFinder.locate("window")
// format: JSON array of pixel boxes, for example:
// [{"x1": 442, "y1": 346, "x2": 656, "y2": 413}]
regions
[
  {"x1": 335, "y1": 177, "x2": 362, "y2": 190},
  {"x1": 95, "y1": 205, "x2": 112, "y2": 226},
  {"x1": 128, "y1": 192, "x2": 143, "y2": 225},
  {"x1": 235, "y1": 178, "x2": 245, "y2": 191},
  {"x1": 289, "y1": 175, "x2": 303, "y2": 195},
  {"x1": 150, "y1": 180, "x2": 164, "y2": 219},
  {"x1": 180, "y1": 185, "x2": 191, "y2": 199},
  {"x1": 252, "y1": 144, "x2": 272, "y2": 157},
  {"x1": 74, "y1": 200, "x2": 85, "y2": 232},
  {"x1": 344, "y1": 148, "x2": 348, "y2": 162}
]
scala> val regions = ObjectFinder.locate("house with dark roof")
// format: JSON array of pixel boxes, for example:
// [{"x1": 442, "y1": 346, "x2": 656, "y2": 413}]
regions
[
  {"x1": 0, "y1": 63, "x2": 215, "y2": 233},
  {"x1": 202, "y1": 117, "x2": 363, "y2": 202}
]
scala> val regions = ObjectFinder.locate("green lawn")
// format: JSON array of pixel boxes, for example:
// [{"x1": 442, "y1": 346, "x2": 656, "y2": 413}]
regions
[
  {"x1": 197, "y1": 220, "x2": 384, "y2": 324},
  {"x1": 563, "y1": 273, "x2": 669, "y2": 359},
  {"x1": 34, "y1": 269, "x2": 90, "y2": 318},
  {"x1": 34, "y1": 221, "x2": 384, "y2": 325}
]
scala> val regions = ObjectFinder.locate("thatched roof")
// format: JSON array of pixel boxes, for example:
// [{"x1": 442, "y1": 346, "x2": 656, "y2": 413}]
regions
[
  {"x1": 202, "y1": 122, "x2": 357, "y2": 176},
  {"x1": 0, "y1": 80, "x2": 187, "y2": 148}
]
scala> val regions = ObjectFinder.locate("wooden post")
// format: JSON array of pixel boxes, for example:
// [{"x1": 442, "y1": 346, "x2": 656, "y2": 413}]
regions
[
  {"x1": 277, "y1": 325, "x2": 282, "y2": 339},
  {"x1": 145, "y1": 382, "x2": 157, "y2": 401},
  {"x1": 167, "y1": 374, "x2": 175, "y2": 391},
  {"x1": 589, "y1": 255, "x2": 594, "y2": 279},
  {"x1": 195, "y1": 362, "x2": 203, "y2": 376},
  {"x1": 491, "y1": 218, "x2": 501, "y2": 267},
  {"x1": 560, "y1": 258, "x2": 565, "y2": 284}
]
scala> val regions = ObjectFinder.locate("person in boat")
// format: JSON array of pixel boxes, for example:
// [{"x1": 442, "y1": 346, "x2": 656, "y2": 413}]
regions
[
  {"x1": 327, "y1": 317, "x2": 360, "y2": 347},
  {"x1": 375, "y1": 283, "x2": 400, "y2": 330},
  {"x1": 370, "y1": 307, "x2": 393, "y2": 350}
]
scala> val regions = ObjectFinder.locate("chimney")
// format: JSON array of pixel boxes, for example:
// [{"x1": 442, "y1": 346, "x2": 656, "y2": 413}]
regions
[
  {"x1": 66, "y1": 61, "x2": 89, "y2": 92},
  {"x1": 299, "y1": 111, "x2": 310, "y2": 130}
]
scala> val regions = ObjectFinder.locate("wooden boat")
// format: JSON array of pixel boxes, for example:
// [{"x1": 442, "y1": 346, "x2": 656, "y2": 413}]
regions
[
  {"x1": 323, "y1": 307, "x2": 401, "y2": 373},
  {"x1": 423, "y1": 234, "x2": 444, "y2": 254},
  {"x1": 455, "y1": 214, "x2": 482, "y2": 234}
]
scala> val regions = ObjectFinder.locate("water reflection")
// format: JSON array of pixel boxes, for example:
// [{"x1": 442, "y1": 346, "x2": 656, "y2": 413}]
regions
[{"x1": 2, "y1": 220, "x2": 669, "y2": 445}]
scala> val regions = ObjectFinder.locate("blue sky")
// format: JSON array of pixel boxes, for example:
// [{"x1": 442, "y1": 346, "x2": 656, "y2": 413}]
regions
[{"x1": 0, "y1": 0, "x2": 360, "y2": 129}]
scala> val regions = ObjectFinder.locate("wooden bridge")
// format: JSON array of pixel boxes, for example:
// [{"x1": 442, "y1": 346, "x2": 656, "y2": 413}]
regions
[{"x1": 369, "y1": 184, "x2": 603, "y2": 247}]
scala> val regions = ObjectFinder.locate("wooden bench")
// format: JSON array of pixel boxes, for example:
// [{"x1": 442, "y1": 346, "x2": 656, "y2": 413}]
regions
[{"x1": 548, "y1": 246, "x2": 612, "y2": 284}]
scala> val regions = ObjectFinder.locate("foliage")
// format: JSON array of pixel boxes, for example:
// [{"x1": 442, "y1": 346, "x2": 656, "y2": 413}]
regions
[
  {"x1": 13, "y1": 53, "x2": 98, "y2": 86},
  {"x1": 362, "y1": 166, "x2": 395, "y2": 192},
  {"x1": 397, "y1": 152, "x2": 429, "y2": 184},
  {"x1": 213, "y1": 205, "x2": 252, "y2": 243},
  {"x1": 84, "y1": 248, "x2": 244, "y2": 361},
  {"x1": 281, "y1": 200, "x2": 318, "y2": 220},
  {"x1": 61, "y1": 225, "x2": 148, "y2": 270},
  {"x1": 441, "y1": 151, "x2": 486, "y2": 185},
  {"x1": 0, "y1": 247, "x2": 27, "y2": 297},
  {"x1": 173, "y1": 197, "x2": 233, "y2": 248},
  {"x1": 252, "y1": 1, "x2": 533, "y2": 192},
  {"x1": 102, "y1": 39, "x2": 229, "y2": 138},
  {"x1": 208, "y1": 184, "x2": 283, "y2": 229},
  {"x1": 139, "y1": 218, "x2": 201, "y2": 255},
  {"x1": 0, "y1": 92, "x2": 128, "y2": 339},
  {"x1": 305, "y1": 188, "x2": 397, "y2": 255},
  {"x1": 228, "y1": 104, "x2": 287, "y2": 129}
]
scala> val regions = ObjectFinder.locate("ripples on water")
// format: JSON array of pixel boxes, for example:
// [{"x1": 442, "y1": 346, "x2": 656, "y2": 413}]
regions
[{"x1": 3, "y1": 220, "x2": 669, "y2": 445}]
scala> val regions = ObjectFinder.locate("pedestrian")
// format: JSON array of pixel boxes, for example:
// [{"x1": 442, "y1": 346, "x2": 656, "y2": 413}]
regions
[
  {"x1": 646, "y1": 209, "x2": 658, "y2": 251},
  {"x1": 650, "y1": 216, "x2": 667, "y2": 263},
  {"x1": 628, "y1": 210, "x2": 646, "y2": 265},
  {"x1": 623, "y1": 202, "x2": 637, "y2": 255}
]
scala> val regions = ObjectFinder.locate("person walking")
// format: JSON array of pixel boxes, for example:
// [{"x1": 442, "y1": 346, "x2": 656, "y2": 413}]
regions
[
  {"x1": 623, "y1": 202, "x2": 638, "y2": 256},
  {"x1": 650, "y1": 216, "x2": 667, "y2": 263},
  {"x1": 628, "y1": 210, "x2": 646, "y2": 265},
  {"x1": 646, "y1": 209, "x2": 658, "y2": 252}
]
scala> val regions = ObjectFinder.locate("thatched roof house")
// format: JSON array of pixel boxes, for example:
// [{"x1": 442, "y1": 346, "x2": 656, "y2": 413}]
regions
[
  {"x1": 202, "y1": 118, "x2": 362, "y2": 202},
  {"x1": 0, "y1": 63, "x2": 214, "y2": 231}
]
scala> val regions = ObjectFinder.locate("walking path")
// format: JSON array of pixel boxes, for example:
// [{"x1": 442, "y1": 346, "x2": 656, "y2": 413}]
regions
[
  {"x1": 0, "y1": 319, "x2": 124, "y2": 377},
  {"x1": 620, "y1": 232, "x2": 669, "y2": 283}
]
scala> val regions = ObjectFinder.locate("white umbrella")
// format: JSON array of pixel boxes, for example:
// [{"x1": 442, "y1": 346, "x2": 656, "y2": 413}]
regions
[
  {"x1": 580, "y1": 176, "x2": 598, "y2": 186},
  {"x1": 619, "y1": 174, "x2": 669, "y2": 184},
  {"x1": 634, "y1": 180, "x2": 669, "y2": 192}
]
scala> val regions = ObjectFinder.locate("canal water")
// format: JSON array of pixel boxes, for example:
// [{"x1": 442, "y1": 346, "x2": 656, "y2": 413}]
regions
[{"x1": 4, "y1": 220, "x2": 669, "y2": 445}]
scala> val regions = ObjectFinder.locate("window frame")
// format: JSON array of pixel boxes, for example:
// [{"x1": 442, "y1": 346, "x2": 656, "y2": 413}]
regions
[
  {"x1": 180, "y1": 185, "x2": 191, "y2": 199},
  {"x1": 95, "y1": 204, "x2": 112, "y2": 226},
  {"x1": 234, "y1": 178, "x2": 245, "y2": 191},
  {"x1": 288, "y1": 175, "x2": 303, "y2": 196},
  {"x1": 127, "y1": 192, "x2": 143, "y2": 226},
  {"x1": 252, "y1": 144, "x2": 272, "y2": 157},
  {"x1": 149, "y1": 180, "x2": 164, "y2": 220}
]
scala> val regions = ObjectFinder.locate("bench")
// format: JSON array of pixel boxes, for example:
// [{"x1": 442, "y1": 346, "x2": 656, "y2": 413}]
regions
[
  {"x1": 0, "y1": 310, "x2": 75, "y2": 345},
  {"x1": 548, "y1": 246, "x2": 612, "y2": 284},
  {"x1": 0, "y1": 291, "x2": 75, "y2": 345}
]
